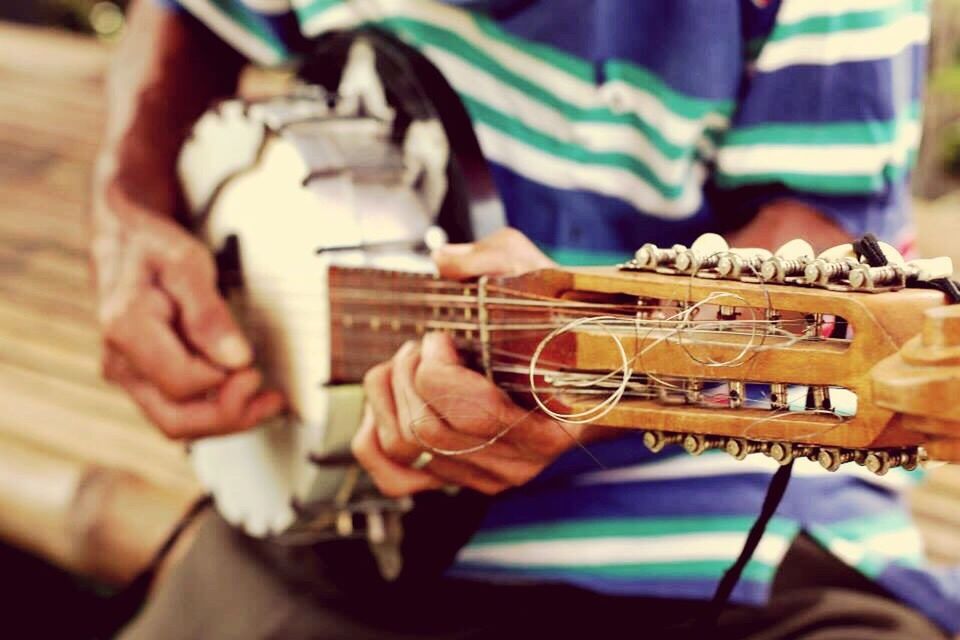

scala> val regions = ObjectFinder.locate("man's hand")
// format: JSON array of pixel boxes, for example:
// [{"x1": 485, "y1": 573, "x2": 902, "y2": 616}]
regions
[
  {"x1": 352, "y1": 228, "x2": 608, "y2": 497},
  {"x1": 90, "y1": 0, "x2": 283, "y2": 439},
  {"x1": 94, "y1": 186, "x2": 284, "y2": 439}
]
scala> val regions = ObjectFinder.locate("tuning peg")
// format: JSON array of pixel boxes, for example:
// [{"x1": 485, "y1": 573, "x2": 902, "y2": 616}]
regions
[
  {"x1": 725, "y1": 438, "x2": 768, "y2": 460},
  {"x1": 817, "y1": 447, "x2": 858, "y2": 472},
  {"x1": 769, "y1": 382, "x2": 789, "y2": 410},
  {"x1": 768, "y1": 442, "x2": 817, "y2": 465},
  {"x1": 804, "y1": 244, "x2": 859, "y2": 286},
  {"x1": 675, "y1": 233, "x2": 729, "y2": 273},
  {"x1": 875, "y1": 240, "x2": 906, "y2": 266},
  {"x1": 643, "y1": 430, "x2": 684, "y2": 453},
  {"x1": 716, "y1": 248, "x2": 773, "y2": 279},
  {"x1": 849, "y1": 257, "x2": 954, "y2": 290},
  {"x1": 728, "y1": 380, "x2": 746, "y2": 408},
  {"x1": 761, "y1": 239, "x2": 815, "y2": 282},
  {"x1": 683, "y1": 434, "x2": 726, "y2": 456},
  {"x1": 863, "y1": 450, "x2": 918, "y2": 476},
  {"x1": 634, "y1": 243, "x2": 687, "y2": 269}
]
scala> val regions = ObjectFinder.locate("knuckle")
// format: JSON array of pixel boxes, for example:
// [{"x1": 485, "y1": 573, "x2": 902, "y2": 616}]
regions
[
  {"x1": 188, "y1": 302, "x2": 227, "y2": 336},
  {"x1": 169, "y1": 241, "x2": 211, "y2": 273},
  {"x1": 154, "y1": 376, "x2": 196, "y2": 401},
  {"x1": 378, "y1": 425, "x2": 401, "y2": 457},
  {"x1": 377, "y1": 480, "x2": 412, "y2": 499},
  {"x1": 500, "y1": 227, "x2": 529, "y2": 251},
  {"x1": 363, "y1": 363, "x2": 390, "y2": 392}
]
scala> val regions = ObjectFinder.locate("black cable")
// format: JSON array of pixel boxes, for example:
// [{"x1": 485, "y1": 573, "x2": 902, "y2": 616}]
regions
[{"x1": 696, "y1": 460, "x2": 795, "y2": 631}]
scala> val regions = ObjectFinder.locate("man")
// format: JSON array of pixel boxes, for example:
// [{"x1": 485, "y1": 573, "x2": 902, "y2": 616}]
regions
[{"x1": 93, "y1": 0, "x2": 959, "y2": 637}]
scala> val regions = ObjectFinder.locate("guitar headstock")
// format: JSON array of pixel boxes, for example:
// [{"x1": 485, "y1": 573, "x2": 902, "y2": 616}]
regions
[{"x1": 486, "y1": 234, "x2": 959, "y2": 473}]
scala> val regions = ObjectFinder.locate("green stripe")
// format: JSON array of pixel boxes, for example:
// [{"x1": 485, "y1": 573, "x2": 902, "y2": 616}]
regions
[
  {"x1": 296, "y1": 0, "x2": 343, "y2": 22},
  {"x1": 723, "y1": 103, "x2": 921, "y2": 147},
  {"x1": 458, "y1": 559, "x2": 777, "y2": 582},
  {"x1": 383, "y1": 18, "x2": 694, "y2": 162},
  {"x1": 472, "y1": 13, "x2": 594, "y2": 81},
  {"x1": 208, "y1": 0, "x2": 288, "y2": 59},
  {"x1": 715, "y1": 160, "x2": 914, "y2": 195},
  {"x1": 468, "y1": 516, "x2": 798, "y2": 546},
  {"x1": 545, "y1": 248, "x2": 632, "y2": 266},
  {"x1": 768, "y1": 0, "x2": 927, "y2": 43},
  {"x1": 603, "y1": 61, "x2": 734, "y2": 121},
  {"x1": 821, "y1": 510, "x2": 914, "y2": 540},
  {"x1": 461, "y1": 95, "x2": 690, "y2": 199}
]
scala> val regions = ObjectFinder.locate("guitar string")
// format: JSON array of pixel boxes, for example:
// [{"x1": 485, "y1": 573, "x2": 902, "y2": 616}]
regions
[
  {"x1": 219, "y1": 266, "x2": 853, "y2": 463},
  {"x1": 401, "y1": 265, "x2": 851, "y2": 458}
]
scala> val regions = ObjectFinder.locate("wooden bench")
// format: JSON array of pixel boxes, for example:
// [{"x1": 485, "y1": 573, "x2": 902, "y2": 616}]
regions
[{"x1": 0, "y1": 22, "x2": 956, "y2": 586}]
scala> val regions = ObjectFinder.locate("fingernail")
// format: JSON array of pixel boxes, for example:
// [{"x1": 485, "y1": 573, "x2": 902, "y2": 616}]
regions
[{"x1": 216, "y1": 334, "x2": 252, "y2": 368}]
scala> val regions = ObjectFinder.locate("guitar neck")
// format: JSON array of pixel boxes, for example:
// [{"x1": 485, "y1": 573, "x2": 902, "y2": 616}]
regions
[
  {"x1": 325, "y1": 262, "x2": 960, "y2": 466},
  {"x1": 327, "y1": 267, "x2": 485, "y2": 382}
]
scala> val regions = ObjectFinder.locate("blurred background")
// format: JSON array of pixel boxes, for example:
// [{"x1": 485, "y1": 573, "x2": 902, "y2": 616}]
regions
[{"x1": 0, "y1": 0, "x2": 959, "y2": 637}]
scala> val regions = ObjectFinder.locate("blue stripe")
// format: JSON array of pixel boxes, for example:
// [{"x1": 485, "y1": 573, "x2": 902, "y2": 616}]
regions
[
  {"x1": 488, "y1": 163, "x2": 722, "y2": 256},
  {"x1": 876, "y1": 562, "x2": 960, "y2": 634},
  {"x1": 734, "y1": 46, "x2": 925, "y2": 127},
  {"x1": 486, "y1": 0, "x2": 744, "y2": 101},
  {"x1": 478, "y1": 465, "x2": 908, "y2": 533}
]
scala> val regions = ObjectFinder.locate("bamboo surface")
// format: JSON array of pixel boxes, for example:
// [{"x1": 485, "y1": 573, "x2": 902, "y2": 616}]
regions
[
  {"x1": 0, "y1": 22, "x2": 203, "y2": 585},
  {"x1": 0, "y1": 20, "x2": 956, "y2": 584}
]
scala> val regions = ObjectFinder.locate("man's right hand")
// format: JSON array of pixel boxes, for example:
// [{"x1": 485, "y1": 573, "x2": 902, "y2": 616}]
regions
[{"x1": 93, "y1": 185, "x2": 284, "y2": 439}]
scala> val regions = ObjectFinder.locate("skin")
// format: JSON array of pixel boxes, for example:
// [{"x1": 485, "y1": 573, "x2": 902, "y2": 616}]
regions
[
  {"x1": 92, "y1": 0, "x2": 283, "y2": 439},
  {"x1": 94, "y1": 0, "x2": 851, "y2": 488}
]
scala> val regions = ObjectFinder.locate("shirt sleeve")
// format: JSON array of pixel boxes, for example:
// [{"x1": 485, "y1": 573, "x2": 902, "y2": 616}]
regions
[{"x1": 712, "y1": 0, "x2": 930, "y2": 242}]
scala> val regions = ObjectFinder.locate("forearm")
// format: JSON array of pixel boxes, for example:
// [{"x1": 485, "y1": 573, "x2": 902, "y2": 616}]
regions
[
  {"x1": 725, "y1": 200, "x2": 852, "y2": 254},
  {"x1": 94, "y1": 0, "x2": 244, "y2": 222}
]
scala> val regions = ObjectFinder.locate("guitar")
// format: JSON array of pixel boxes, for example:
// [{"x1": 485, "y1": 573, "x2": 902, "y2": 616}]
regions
[{"x1": 175, "y1": 35, "x2": 960, "y2": 577}]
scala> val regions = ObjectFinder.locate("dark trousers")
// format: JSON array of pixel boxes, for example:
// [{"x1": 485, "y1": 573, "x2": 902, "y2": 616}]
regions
[{"x1": 121, "y1": 509, "x2": 947, "y2": 640}]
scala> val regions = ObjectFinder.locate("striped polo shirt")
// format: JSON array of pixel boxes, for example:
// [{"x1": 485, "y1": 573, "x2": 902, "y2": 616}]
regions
[{"x1": 160, "y1": 0, "x2": 960, "y2": 633}]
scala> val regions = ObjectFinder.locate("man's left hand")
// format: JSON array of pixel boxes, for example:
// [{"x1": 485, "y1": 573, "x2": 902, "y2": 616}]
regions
[{"x1": 351, "y1": 228, "x2": 608, "y2": 497}]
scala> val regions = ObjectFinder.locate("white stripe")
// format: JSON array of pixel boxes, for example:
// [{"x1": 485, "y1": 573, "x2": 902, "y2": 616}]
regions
[
  {"x1": 457, "y1": 532, "x2": 791, "y2": 567},
  {"x1": 176, "y1": 0, "x2": 283, "y2": 65},
  {"x1": 777, "y1": 0, "x2": 912, "y2": 24},
  {"x1": 576, "y1": 451, "x2": 914, "y2": 492},
  {"x1": 474, "y1": 123, "x2": 704, "y2": 218},
  {"x1": 717, "y1": 119, "x2": 920, "y2": 177},
  {"x1": 240, "y1": 0, "x2": 292, "y2": 14},
  {"x1": 756, "y1": 12, "x2": 929, "y2": 72},
  {"x1": 299, "y1": 0, "x2": 726, "y2": 145},
  {"x1": 826, "y1": 536, "x2": 867, "y2": 567},
  {"x1": 862, "y1": 527, "x2": 925, "y2": 559},
  {"x1": 421, "y1": 46, "x2": 699, "y2": 190}
]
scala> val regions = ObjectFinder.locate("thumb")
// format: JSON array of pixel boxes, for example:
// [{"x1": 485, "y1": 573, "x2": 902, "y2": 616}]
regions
[
  {"x1": 420, "y1": 331, "x2": 462, "y2": 367},
  {"x1": 432, "y1": 228, "x2": 553, "y2": 280},
  {"x1": 159, "y1": 246, "x2": 252, "y2": 370}
]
